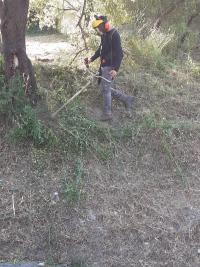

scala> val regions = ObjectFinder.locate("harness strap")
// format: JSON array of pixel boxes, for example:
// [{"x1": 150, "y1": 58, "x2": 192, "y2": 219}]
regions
[{"x1": 100, "y1": 28, "x2": 117, "y2": 66}]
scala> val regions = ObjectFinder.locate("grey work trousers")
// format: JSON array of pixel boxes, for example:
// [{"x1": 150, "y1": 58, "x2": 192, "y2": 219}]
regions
[{"x1": 100, "y1": 66, "x2": 129, "y2": 114}]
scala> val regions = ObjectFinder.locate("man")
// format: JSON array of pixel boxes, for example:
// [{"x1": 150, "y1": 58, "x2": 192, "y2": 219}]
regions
[{"x1": 85, "y1": 15, "x2": 134, "y2": 121}]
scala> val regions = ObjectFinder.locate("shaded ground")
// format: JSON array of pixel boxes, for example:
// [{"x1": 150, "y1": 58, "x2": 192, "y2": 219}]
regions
[
  {"x1": 1, "y1": 34, "x2": 200, "y2": 267},
  {"x1": 0, "y1": 264, "x2": 41, "y2": 267}
]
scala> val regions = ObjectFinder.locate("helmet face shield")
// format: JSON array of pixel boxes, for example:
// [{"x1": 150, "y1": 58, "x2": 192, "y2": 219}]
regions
[
  {"x1": 92, "y1": 19, "x2": 103, "y2": 29},
  {"x1": 95, "y1": 27, "x2": 103, "y2": 36}
]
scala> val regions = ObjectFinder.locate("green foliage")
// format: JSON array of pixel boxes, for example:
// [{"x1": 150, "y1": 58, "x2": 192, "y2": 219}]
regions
[
  {"x1": 185, "y1": 55, "x2": 200, "y2": 78},
  {"x1": 29, "y1": 0, "x2": 61, "y2": 32},
  {"x1": 139, "y1": 112, "x2": 196, "y2": 138},
  {"x1": 28, "y1": 0, "x2": 93, "y2": 34},
  {"x1": 58, "y1": 104, "x2": 115, "y2": 159},
  {"x1": 35, "y1": 64, "x2": 87, "y2": 111},
  {"x1": 0, "y1": 74, "x2": 55, "y2": 146},
  {"x1": 100, "y1": 1, "x2": 132, "y2": 25},
  {"x1": 62, "y1": 159, "x2": 85, "y2": 206},
  {"x1": 0, "y1": 74, "x2": 27, "y2": 118},
  {"x1": 99, "y1": 0, "x2": 200, "y2": 55},
  {"x1": 0, "y1": 56, "x2": 4, "y2": 74},
  {"x1": 9, "y1": 105, "x2": 49, "y2": 145},
  {"x1": 70, "y1": 259, "x2": 88, "y2": 267},
  {"x1": 126, "y1": 32, "x2": 172, "y2": 72}
]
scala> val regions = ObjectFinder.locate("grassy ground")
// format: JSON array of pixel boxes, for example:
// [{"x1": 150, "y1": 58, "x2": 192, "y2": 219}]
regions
[{"x1": 0, "y1": 34, "x2": 200, "y2": 267}]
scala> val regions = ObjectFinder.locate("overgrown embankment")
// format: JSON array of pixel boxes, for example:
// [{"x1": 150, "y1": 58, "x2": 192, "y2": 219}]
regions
[{"x1": 0, "y1": 32, "x2": 200, "y2": 266}]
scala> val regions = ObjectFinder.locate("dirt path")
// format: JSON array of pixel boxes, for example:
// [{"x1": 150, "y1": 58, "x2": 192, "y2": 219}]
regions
[{"x1": 26, "y1": 34, "x2": 74, "y2": 62}]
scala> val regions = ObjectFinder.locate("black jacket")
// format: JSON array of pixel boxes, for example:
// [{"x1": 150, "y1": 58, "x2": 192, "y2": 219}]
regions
[{"x1": 90, "y1": 29, "x2": 123, "y2": 72}]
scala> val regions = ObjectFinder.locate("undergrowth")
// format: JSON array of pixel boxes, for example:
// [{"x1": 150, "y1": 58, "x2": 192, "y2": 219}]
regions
[
  {"x1": 62, "y1": 159, "x2": 85, "y2": 206},
  {"x1": 58, "y1": 104, "x2": 116, "y2": 160},
  {"x1": 0, "y1": 74, "x2": 55, "y2": 146}
]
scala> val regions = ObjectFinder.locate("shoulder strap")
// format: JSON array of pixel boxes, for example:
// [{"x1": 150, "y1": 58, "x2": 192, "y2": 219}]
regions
[
  {"x1": 110, "y1": 28, "x2": 117, "y2": 40},
  {"x1": 110, "y1": 29, "x2": 117, "y2": 67}
]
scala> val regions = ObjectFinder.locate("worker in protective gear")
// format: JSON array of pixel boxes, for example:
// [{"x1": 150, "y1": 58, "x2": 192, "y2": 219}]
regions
[{"x1": 85, "y1": 15, "x2": 134, "y2": 121}]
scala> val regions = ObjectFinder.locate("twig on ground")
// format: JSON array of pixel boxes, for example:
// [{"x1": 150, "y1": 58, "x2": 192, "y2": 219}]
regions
[
  {"x1": 9, "y1": 188, "x2": 17, "y2": 217},
  {"x1": 12, "y1": 194, "x2": 15, "y2": 217}
]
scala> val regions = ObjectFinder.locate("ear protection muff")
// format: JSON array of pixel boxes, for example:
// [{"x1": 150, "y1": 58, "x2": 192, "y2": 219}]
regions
[{"x1": 104, "y1": 21, "x2": 110, "y2": 31}]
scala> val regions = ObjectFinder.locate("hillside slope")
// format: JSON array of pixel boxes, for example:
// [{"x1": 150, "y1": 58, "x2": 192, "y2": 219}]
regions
[{"x1": 0, "y1": 33, "x2": 200, "y2": 266}]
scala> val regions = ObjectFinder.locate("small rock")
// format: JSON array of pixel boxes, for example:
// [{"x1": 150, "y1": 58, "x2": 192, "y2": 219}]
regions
[
  {"x1": 88, "y1": 210, "x2": 96, "y2": 221},
  {"x1": 38, "y1": 263, "x2": 45, "y2": 267}
]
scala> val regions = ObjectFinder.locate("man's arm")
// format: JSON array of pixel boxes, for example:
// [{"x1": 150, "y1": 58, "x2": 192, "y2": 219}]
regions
[{"x1": 90, "y1": 44, "x2": 101, "y2": 62}]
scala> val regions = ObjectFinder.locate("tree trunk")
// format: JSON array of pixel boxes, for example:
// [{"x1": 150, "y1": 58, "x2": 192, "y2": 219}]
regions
[
  {"x1": 178, "y1": 4, "x2": 200, "y2": 47},
  {"x1": 0, "y1": 0, "x2": 37, "y2": 104}
]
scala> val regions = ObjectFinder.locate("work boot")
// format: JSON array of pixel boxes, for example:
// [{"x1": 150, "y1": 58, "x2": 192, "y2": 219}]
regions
[
  {"x1": 124, "y1": 96, "x2": 134, "y2": 118},
  {"x1": 100, "y1": 112, "x2": 113, "y2": 121},
  {"x1": 124, "y1": 96, "x2": 134, "y2": 111},
  {"x1": 110, "y1": 88, "x2": 134, "y2": 112}
]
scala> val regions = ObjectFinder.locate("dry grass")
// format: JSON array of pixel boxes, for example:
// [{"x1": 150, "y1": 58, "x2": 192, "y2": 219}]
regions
[
  {"x1": 0, "y1": 35, "x2": 200, "y2": 266},
  {"x1": 0, "y1": 121, "x2": 200, "y2": 266}
]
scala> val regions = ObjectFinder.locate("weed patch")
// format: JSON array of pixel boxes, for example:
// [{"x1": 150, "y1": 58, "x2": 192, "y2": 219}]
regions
[
  {"x1": 70, "y1": 259, "x2": 88, "y2": 267},
  {"x1": 9, "y1": 104, "x2": 56, "y2": 147},
  {"x1": 0, "y1": 74, "x2": 56, "y2": 147},
  {"x1": 58, "y1": 104, "x2": 116, "y2": 159},
  {"x1": 62, "y1": 159, "x2": 85, "y2": 206},
  {"x1": 126, "y1": 31, "x2": 173, "y2": 73}
]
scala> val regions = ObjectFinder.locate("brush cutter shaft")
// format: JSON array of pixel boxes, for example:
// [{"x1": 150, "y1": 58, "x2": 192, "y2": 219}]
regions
[
  {"x1": 86, "y1": 67, "x2": 112, "y2": 83},
  {"x1": 51, "y1": 67, "x2": 111, "y2": 118},
  {"x1": 51, "y1": 80, "x2": 91, "y2": 118}
]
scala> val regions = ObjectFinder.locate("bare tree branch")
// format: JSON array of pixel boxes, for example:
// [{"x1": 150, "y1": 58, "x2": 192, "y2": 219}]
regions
[
  {"x1": 154, "y1": 0, "x2": 186, "y2": 29},
  {"x1": 76, "y1": 0, "x2": 86, "y2": 27},
  {"x1": 69, "y1": 48, "x2": 87, "y2": 66},
  {"x1": 63, "y1": 0, "x2": 80, "y2": 12},
  {"x1": 76, "y1": 0, "x2": 88, "y2": 50}
]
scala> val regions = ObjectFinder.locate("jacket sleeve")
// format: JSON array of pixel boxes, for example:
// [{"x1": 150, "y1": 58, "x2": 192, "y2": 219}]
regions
[
  {"x1": 111, "y1": 31, "x2": 123, "y2": 72},
  {"x1": 90, "y1": 44, "x2": 101, "y2": 62}
]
